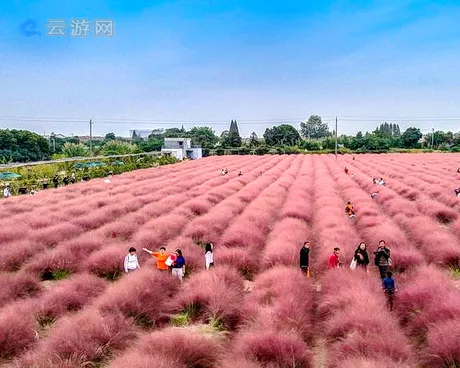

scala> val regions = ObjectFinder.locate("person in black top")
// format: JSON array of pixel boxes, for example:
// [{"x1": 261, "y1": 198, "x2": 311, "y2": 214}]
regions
[
  {"x1": 300, "y1": 241, "x2": 311, "y2": 277},
  {"x1": 63, "y1": 176, "x2": 69, "y2": 186},
  {"x1": 374, "y1": 240, "x2": 391, "y2": 279},
  {"x1": 52, "y1": 175, "x2": 59, "y2": 188},
  {"x1": 354, "y1": 242, "x2": 370, "y2": 272}
]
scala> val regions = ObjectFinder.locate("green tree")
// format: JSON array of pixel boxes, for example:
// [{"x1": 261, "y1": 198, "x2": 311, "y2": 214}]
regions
[
  {"x1": 62, "y1": 143, "x2": 88, "y2": 157},
  {"x1": 164, "y1": 128, "x2": 188, "y2": 138},
  {"x1": 300, "y1": 115, "x2": 330, "y2": 140},
  {"x1": 400, "y1": 127, "x2": 422, "y2": 148},
  {"x1": 138, "y1": 137, "x2": 164, "y2": 152},
  {"x1": 104, "y1": 132, "x2": 116, "y2": 141},
  {"x1": 101, "y1": 140, "x2": 140, "y2": 155},
  {"x1": 263, "y1": 124, "x2": 301, "y2": 146},
  {"x1": 249, "y1": 132, "x2": 259, "y2": 147},
  {"x1": 229, "y1": 120, "x2": 240, "y2": 136},
  {"x1": 0, "y1": 129, "x2": 50, "y2": 162},
  {"x1": 189, "y1": 126, "x2": 218, "y2": 149}
]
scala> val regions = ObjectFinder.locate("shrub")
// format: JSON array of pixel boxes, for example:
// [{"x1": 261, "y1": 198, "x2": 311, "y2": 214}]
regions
[
  {"x1": 36, "y1": 273, "x2": 107, "y2": 320},
  {"x1": 108, "y1": 327, "x2": 223, "y2": 368},
  {"x1": 17, "y1": 309, "x2": 136, "y2": 367},
  {"x1": 424, "y1": 318, "x2": 460, "y2": 368},
  {"x1": 244, "y1": 266, "x2": 315, "y2": 340},
  {"x1": 171, "y1": 267, "x2": 244, "y2": 330},
  {"x1": 84, "y1": 245, "x2": 125, "y2": 281},
  {"x1": 0, "y1": 303, "x2": 37, "y2": 360},
  {"x1": 232, "y1": 330, "x2": 313, "y2": 368},
  {"x1": 0, "y1": 271, "x2": 41, "y2": 308},
  {"x1": 97, "y1": 268, "x2": 180, "y2": 329}
]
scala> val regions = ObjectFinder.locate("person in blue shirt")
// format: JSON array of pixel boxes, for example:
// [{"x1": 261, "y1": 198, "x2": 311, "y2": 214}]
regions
[
  {"x1": 382, "y1": 271, "x2": 397, "y2": 311},
  {"x1": 171, "y1": 249, "x2": 186, "y2": 283}
]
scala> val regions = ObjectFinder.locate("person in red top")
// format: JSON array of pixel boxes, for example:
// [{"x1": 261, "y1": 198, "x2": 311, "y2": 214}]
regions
[
  {"x1": 142, "y1": 246, "x2": 172, "y2": 271},
  {"x1": 328, "y1": 247, "x2": 341, "y2": 269}
]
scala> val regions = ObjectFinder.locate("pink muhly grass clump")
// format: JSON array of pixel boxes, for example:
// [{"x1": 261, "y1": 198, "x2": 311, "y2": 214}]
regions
[
  {"x1": 0, "y1": 240, "x2": 38, "y2": 272},
  {"x1": 244, "y1": 266, "x2": 315, "y2": 340},
  {"x1": 0, "y1": 271, "x2": 41, "y2": 308},
  {"x1": 339, "y1": 357, "x2": 412, "y2": 368},
  {"x1": 0, "y1": 222, "x2": 30, "y2": 245},
  {"x1": 84, "y1": 244, "x2": 126, "y2": 281},
  {"x1": 416, "y1": 199, "x2": 458, "y2": 224},
  {"x1": 25, "y1": 237, "x2": 106, "y2": 277},
  {"x1": 423, "y1": 318, "x2": 460, "y2": 368},
  {"x1": 17, "y1": 308, "x2": 136, "y2": 368},
  {"x1": 183, "y1": 200, "x2": 244, "y2": 242},
  {"x1": 97, "y1": 268, "x2": 180, "y2": 329},
  {"x1": 395, "y1": 266, "x2": 460, "y2": 341},
  {"x1": 217, "y1": 247, "x2": 260, "y2": 280},
  {"x1": 31, "y1": 222, "x2": 83, "y2": 247},
  {"x1": 232, "y1": 330, "x2": 313, "y2": 368},
  {"x1": 182, "y1": 198, "x2": 214, "y2": 216},
  {"x1": 396, "y1": 215, "x2": 460, "y2": 266},
  {"x1": 108, "y1": 327, "x2": 223, "y2": 368},
  {"x1": 0, "y1": 303, "x2": 38, "y2": 360},
  {"x1": 262, "y1": 218, "x2": 309, "y2": 268},
  {"x1": 220, "y1": 225, "x2": 266, "y2": 251},
  {"x1": 171, "y1": 266, "x2": 244, "y2": 330},
  {"x1": 36, "y1": 273, "x2": 107, "y2": 320},
  {"x1": 327, "y1": 331, "x2": 413, "y2": 367},
  {"x1": 134, "y1": 214, "x2": 189, "y2": 249}
]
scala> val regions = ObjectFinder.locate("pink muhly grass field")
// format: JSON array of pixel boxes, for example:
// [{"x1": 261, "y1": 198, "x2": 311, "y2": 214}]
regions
[
  {"x1": 243, "y1": 266, "x2": 315, "y2": 340},
  {"x1": 423, "y1": 318, "x2": 460, "y2": 368},
  {"x1": 0, "y1": 302, "x2": 38, "y2": 360},
  {"x1": 16, "y1": 308, "x2": 136, "y2": 368},
  {"x1": 262, "y1": 218, "x2": 310, "y2": 268},
  {"x1": 0, "y1": 271, "x2": 41, "y2": 308},
  {"x1": 97, "y1": 267, "x2": 180, "y2": 329},
  {"x1": 36, "y1": 273, "x2": 107, "y2": 320},
  {"x1": 171, "y1": 266, "x2": 245, "y2": 330},
  {"x1": 231, "y1": 330, "x2": 313, "y2": 368},
  {"x1": 108, "y1": 327, "x2": 224, "y2": 368},
  {"x1": 83, "y1": 244, "x2": 127, "y2": 280}
]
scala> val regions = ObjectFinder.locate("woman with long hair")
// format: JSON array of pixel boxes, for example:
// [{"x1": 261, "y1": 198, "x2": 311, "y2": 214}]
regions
[
  {"x1": 205, "y1": 242, "x2": 214, "y2": 270},
  {"x1": 354, "y1": 242, "x2": 370, "y2": 271}
]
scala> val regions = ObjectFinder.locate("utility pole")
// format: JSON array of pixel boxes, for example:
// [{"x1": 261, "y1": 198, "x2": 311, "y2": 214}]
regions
[
  {"x1": 89, "y1": 119, "x2": 93, "y2": 156},
  {"x1": 335, "y1": 116, "x2": 338, "y2": 160},
  {"x1": 431, "y1": 127, "x2": 434, "y2": 149}
]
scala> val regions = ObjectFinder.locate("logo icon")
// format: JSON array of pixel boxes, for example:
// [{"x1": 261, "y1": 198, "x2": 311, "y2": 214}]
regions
[{"x1": 19, "y1": 19, "x2": 42, "y2": 37}]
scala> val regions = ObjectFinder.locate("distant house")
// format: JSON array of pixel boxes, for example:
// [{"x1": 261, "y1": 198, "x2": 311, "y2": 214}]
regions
[
  {"x1": 78, "y1": 135, "x2": 105, "y2": 143},
  {"x1": 161, "y1": 138, "x2": 202, "y2": 160},
  {"x1": 130, "y1": 129, "x2": 164, "y2": 140}
]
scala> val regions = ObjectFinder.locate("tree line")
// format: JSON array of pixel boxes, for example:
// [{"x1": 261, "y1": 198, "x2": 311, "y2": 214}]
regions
[{"x1": 1, "y1": 116, "x2": 459, "y2": 162}]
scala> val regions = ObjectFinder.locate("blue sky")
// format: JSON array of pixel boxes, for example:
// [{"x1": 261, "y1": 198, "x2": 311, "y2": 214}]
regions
[{"x1": 1, "y1": 0, "x2": 460, "y2": 137}]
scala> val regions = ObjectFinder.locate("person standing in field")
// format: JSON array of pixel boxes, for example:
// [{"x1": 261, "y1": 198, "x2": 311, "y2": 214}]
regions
[
  {"x1": 345, "y1": 201, "x2": 356, "y2": 218},
  {"x1": 205, "y1": 242, "x2": 214, "y2": 270},
  {"x1": 53, "y1": 175, "x2": 59, "y2": 188},
  {"x1": 455, "y1": 187, "x2": 460, "y2": 197},
  {"x1": 354, "y1": 242, "x2": 370, "y2": 271},
  {"x1": 300, "y1": 241, "x2": 311, "y2": 277},
  {"x1": 3, "y1": 185, "x2": 11, "y2": 198},
  {"x1": 328, "y1": 247, "x2": 341, "y2": 269},
  {"x1": 142, "y1": 246, "x2": 171, "y2": 271},
  {"x1": 382, "y1": 271, "x2": 397, "y2": 311},
  {"x1": 124, "y1": 247, "x2": 140, "y2": 274},
  {"x1": 172, "y1": 249, "x2": 186, "y2": 282},
  {"x1": 344, "y1": 167, "x2": 349, "y2": 174},
  {"x1": 374, "y1": 240, "x2": 391, "y2": 279}
]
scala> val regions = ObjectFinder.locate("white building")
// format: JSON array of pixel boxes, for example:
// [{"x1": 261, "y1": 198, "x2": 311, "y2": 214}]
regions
[{"x1": 161, "y1": 138, "x2": 202, "y2": 160}]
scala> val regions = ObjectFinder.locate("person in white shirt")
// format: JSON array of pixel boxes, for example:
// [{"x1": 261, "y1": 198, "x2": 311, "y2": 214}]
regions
[
  {"x1": 124, "y1": 247, "x2": 140, "y2": 274},
  {"x1": 205, "y1": 242, "x2": 214, "y2": 270},
  {"x1": 3, "y1": 185, "x2": 11, "y2": 198}
]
